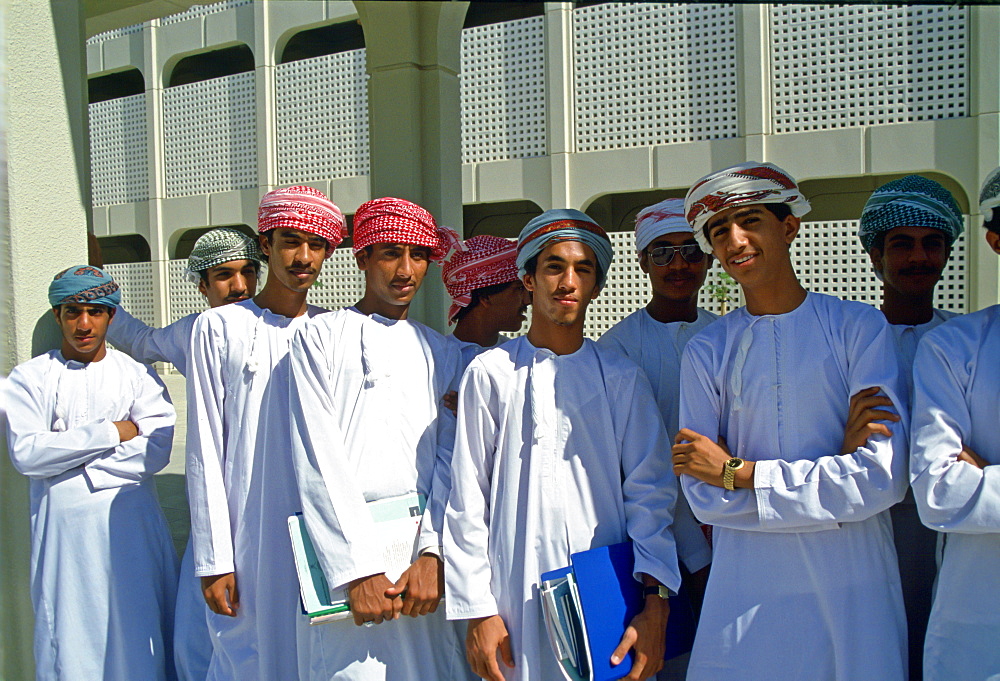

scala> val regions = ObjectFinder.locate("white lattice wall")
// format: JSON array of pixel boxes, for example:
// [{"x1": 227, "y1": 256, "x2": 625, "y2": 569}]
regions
[
  {"x1": 105, "y1": 262, "x2": 156, "y2": 325},
  {"x1": 163, "y1": 72, "x2": 257, "y2": 197},
  {"x1": 791, "y1": 219, "x2": 967, "y2": 312},
  {"x1": 460, "y1": 16, "x2": 546, "y2": 164},
  {"x1": 770, "y1": 5, "x2": 968, "y2": 133},
  {"x1": 87, "y1": 23, "x2": 143, "y2": 44},
  {"x1": 276, "y1": 50, "x2": 370, "y2": 184},
  {"x1": 573, "y1": 3, "x2": 739, "y2": 153},
  {"x1": 306, "y1": 248, "x2": 366, "y2": 311},
  {"x1": 160, "y1": 0, "x2": 252, "y2": 25},
  {"x1": 166, "y1": 259, "x2": 207, "y2": 323},
  {"x1": 90, "y1": 94, "x2": 149, "y2": 206}
]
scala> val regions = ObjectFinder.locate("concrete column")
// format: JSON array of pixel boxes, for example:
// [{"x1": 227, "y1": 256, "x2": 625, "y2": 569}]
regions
[
  {"x1": 146, "y1": 18, "x2": 171, "y2": 326},
  {"x1": 543, "y1": 2, "x2": 574, "y2": 210},
  {"x1": 3, "y1": 1, "x2": 93, "y2": 677},
  {"x1": 736, "y1": 4, "x2": 770, "y2": 161},
  {"x1": 970, "y1": 5, "x2": 1000, "y2": 311},
  {"x1": 354, "y1": 1, "x2": 469, "y2": 331},
  {"x1": 254, "y1": 1, "x2": 277, "y2": 190}
]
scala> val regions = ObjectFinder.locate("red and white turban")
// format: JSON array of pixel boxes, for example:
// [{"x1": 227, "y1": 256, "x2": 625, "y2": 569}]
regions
[
  {"x1": 351, "y1": 197, "x2": 460, "y2": 262},
  {"x1": 684, "y1": 162, "x2": 811, "y2": 252},
  {"x1": 258, "y1": 185, "x2": 347, "y2": 257},
  {"x1": 634, "y1": 198, "x2": 691, "y2": 253},
  {"x1": 441, "y1": 235, "x2": 519, "y2": 323}
]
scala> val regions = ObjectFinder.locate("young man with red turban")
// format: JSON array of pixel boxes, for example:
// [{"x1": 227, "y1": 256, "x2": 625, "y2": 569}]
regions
[
  {"x1": 441, "y1": 234, "x2": 529, "y2": 369},
  {"x1": 185, "y1": 186, "x2": 345, "y2": 681},
  {"x1": 287, "y1": 197, "x2": 473, "y2": 680}
]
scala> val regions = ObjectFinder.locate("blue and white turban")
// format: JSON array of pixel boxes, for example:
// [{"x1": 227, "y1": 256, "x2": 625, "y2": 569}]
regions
[
  {"x1": 516, "y1": 209, "x2": 613, "y2": 288},
  {"x1": 859, "y1": 175, "x2": 964, "y2": 252},
  {"x1": 978, "y1": 166, "x2": 1000, "y2": 224},
  {"x1": 49, "y1": 265, "x2": 121, "y2": 308},
  {"x1": 184, "y1": 227, "x2": 264, "y2": 284}
]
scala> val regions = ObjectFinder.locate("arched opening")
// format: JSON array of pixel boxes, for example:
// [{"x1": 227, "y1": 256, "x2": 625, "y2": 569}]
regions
[
  {"x1": 97, "y1": 234, "x2": 151, "y2": 264},
  {"x1": 167, "y1": 44, "x2": 255, "y2": 87},
  {"x1": 280, "y1": 21, "x2": 365, "y2": 64},
  {"x1": 463, "y1": 200, "x2": 544, "y2": 239},
  {"x1": 172, "y1": 225, "x2": 256, "y2": 260},
  {"x1": 463, "y1": 2, "x2": 544, "y2": 29},
  {"x1": 799, "y1": 173, "x2": 970, "y2": 222},
  {"x1": 89, "y1": 68, "x2": 145, "y2": 103},
  {"x1": 584, "y1": 189, "x2": 687, "y2": 233}
]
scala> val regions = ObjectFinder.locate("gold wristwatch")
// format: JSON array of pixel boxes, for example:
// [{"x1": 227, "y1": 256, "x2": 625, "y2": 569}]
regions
[{"x1": 723, "y1": 457, "x2": 745, "y2": 491}]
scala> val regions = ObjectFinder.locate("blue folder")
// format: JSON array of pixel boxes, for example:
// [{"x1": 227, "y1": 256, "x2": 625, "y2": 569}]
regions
[{"x1": 540, "y1": 542, "x2": 695, "y2": 681}]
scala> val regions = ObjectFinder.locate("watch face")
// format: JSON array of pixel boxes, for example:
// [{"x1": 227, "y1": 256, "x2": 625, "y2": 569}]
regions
[{"x1": 726, "y1": 458, "x2": 742, "y2": 469}]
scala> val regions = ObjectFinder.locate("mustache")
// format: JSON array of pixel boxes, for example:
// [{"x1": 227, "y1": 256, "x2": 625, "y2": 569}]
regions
[{"x1": 899, "y1": 266, "x2": 939, "y2": 276}]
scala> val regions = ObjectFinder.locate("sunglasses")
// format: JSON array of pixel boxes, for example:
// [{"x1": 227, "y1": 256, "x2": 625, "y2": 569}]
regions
[{"x1": 646, "y1": 244, "x2": 705, "y2": 267}]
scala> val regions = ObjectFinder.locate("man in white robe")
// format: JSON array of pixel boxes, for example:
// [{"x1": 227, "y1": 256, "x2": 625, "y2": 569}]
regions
[
  {"x1": 102, "y1": 227, "x2": 263, "y2": 681},
  {"x1": 4, "y1": 265, "x2": 178, "y2": 681},
  {"x1": 674, "y1": 162, "x2": 909, "y2": 681},
  {"x1": 287, "y1": 197, "x2": 471, "y2": 681},
  {"x1": 441, "y1": 234, "x2": 529, "y2": 371},
  {"x1": 598, "y1": 199, "x2": 715, "y2": 681},
  {"x1": 444, "y1": 209, "x2": 682, "y2": 681},
  {"x1": 909, "y1": 169, "x2": 1000, "y2": 680},
  {"x1": 856, "y1": 175, "x2": 965, "y2": 680},
  {"x1": 185, "y1": 187, "x2": 345, "y2": 681}
]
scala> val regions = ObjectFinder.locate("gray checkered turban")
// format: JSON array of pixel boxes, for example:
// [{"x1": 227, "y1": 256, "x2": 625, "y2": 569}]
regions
[
  {"x1": 185, "y1": 228, "x2": 264, "y2": 284},
  {"x1": 858, "y1": 175, "x2": 963, "y2": 253}
]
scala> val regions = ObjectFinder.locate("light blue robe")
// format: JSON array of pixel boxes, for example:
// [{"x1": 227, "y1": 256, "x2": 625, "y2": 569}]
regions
[
  {"x1": 910, "y1": 305, "x2": 1000, "y2": 681},
  {"x1": 680, "y1": 292, "x2": 908, "y2": 681}
]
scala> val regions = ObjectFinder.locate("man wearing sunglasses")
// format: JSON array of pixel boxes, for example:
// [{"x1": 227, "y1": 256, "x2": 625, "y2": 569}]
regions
[{"x1": 599, "y1": 199, "x2": 714, "y2": 659}]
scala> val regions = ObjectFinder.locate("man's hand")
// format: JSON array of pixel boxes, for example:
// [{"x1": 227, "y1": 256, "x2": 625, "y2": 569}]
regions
[
  {"x1": 442, "y1": 390, "x2": 458, "y2": 416},
  {"x1": 958, "y1": 445, "x2": 989, "y2": 469},
  {"x1": 347, "y1": 573, "x2": 402, "y2": 626},
  {"x1": 201, "y1": 573, "x2": 239, "y2": 616},
  {"x1": 610, "y1": 595, "x2": 670, "y2": 680},
  {"x1": 385, "y1": 553, "x2": 443, "y2": 617},
  {"x1": 673, "y1": 429, "x2": 750, "y2": 488},
  {"x1": 466, "y1": 615, "x2": 514, "y2": 681},
  {"x1": 114, "y1": 420, "x2": 140, "y2": 443},
  {"x1": 841, "y1": 387, "x2": 899, "y2": 454}
]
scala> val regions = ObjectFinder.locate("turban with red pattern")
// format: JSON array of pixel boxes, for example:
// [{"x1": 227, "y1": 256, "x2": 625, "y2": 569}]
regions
[
  {"x1": 258, "y1": 185, "x2": 346, "y2": 257},
  {"x1": 684, "y1": 162, "x2": 811, "y2": 252},
  {"x1": 351, "y1": 197, "x2": 460, "y2": 262},
  {"x1": 441, "y1": 235, "x2": 519, "y2": 323}
]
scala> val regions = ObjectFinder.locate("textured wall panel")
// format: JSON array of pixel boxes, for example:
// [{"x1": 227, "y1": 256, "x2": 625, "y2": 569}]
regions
[
  {"x1": 460, "y1": 16, "x2": 546, "y2": 164},
  {"x1": 163, "y1": 72, "x2": 257, "y2": 197},
  {"x1": 276, "y1": 50, "x2": 370, "y2": 184},
  {"x1": 305, "y1": 248, "x2": 366, "y2": 312},
  {"x1": 90, "y1": 94, "x2": 149, "y2": 206},
  {"x1": 771, "y1": 5, "x2": 968, "y2": 133},
  {"x1": 105, "y1": 262, "x2": 156, "y2": 325},
  {"x1": 573, "y1": 3, "x2": 739, "y2": 153},
  {"x1": 161, "y1": 0, "x2": 252, "y2": 25}
]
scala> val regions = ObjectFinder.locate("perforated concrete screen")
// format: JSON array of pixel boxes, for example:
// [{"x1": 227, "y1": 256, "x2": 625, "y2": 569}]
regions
[
  {"x1": 87, "y1": 23, "x2": 143, "y2": 44},
  {"x1": 163, "y1": 72, "x2": 257, "y2": 197},
  {"x1": 89, "y1": 94, "x2": 148, "y2": 206},
  {"x1": 770, "y1": 5, "x2": 968, "y2": 133},
  {"x1": 166, "y1": 259, "x2": 207, "y2": 324},
  {"x1": 276, "y1": 50, "x2": 370, "y2": 184},
  {"x1": 307, "y1": 248, "x2": 366, "y2": 311},
  {"x1": 573, "y1": 3, "x2": 739, "y2": 153},
  {"x1": 791, "y1": 219, "x2": 967, "y2": 313},
  {"x1": 460, "y1": 16, "x2": 546, "y2": 164},
  {"x1": 160, "y1": 0, "x2": 252, "y2": 25},
  {"x1": 105, "y1": 262, "x2": 156, "y2": 325}
]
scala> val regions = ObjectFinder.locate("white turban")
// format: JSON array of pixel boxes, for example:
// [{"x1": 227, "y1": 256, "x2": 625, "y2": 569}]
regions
[
  {"x1": 684, "y1": 162, "x2": 811, "y2": 252},
  {"x1": 634, "y1": 198, "x2": 691, "y2": 253}
]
